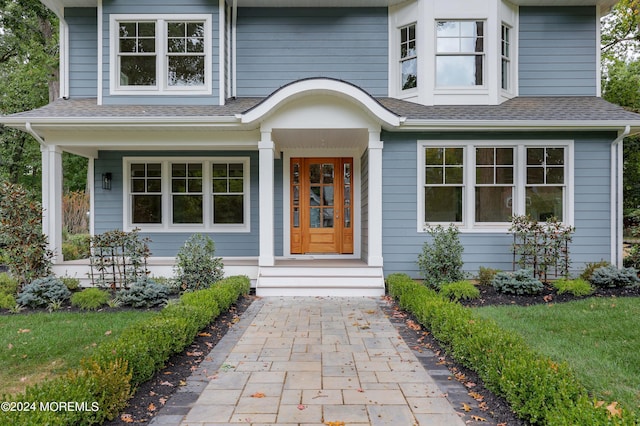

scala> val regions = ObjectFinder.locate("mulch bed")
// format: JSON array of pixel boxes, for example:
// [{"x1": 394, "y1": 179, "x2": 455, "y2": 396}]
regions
[{"x1": 104, "y1": 284, "x2": 639, "y2": 425}]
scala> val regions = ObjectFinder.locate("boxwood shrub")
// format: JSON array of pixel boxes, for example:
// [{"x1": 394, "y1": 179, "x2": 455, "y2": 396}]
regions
[
  {"x1": 386, "y1": 273, "x2": 636, "y2": 425},
  {"x1": 0, "y1": 275, "x2": 250, "y2": 425}
]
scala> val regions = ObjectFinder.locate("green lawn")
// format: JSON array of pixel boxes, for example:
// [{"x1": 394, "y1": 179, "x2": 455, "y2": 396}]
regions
[
  {"x1": 0, "y1": 310, "x2": 155, "y2": 395},
  {"x1": 474, "y1": 297, "x2": 640, "y2": 414}
]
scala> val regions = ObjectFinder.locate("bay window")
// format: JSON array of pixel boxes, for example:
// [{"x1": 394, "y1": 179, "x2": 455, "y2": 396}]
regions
[
  {"x1": 419, "y1": 142, "x2": 571, "y2": 230},
  {"x1": 125, "y1": 157, "x2": 250, "y2": 232},
  {"x1": 436, "y1": 20, "x2": 485, "y2": 87},
  {"x1": 399, "y1": 24, "x2": 417, "y2": 91}
]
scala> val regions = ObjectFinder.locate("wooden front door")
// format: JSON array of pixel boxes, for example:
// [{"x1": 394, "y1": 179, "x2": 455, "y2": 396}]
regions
[{"x1": 290, "y1": 158, "x2": 353, "y2": 254}]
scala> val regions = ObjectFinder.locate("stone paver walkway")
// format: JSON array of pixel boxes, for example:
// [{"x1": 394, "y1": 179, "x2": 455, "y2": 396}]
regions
[{"x1": 152, "y1": 297, "x2": 465, "y2": 426}]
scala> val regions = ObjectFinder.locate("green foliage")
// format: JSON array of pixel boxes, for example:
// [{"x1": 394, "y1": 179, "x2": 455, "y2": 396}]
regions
[
  {"x1": 477, "y1": 266, "x2": 499, "y2": 286},
  {"x1": 552, "y1": 278, "x2": 594, "y2": 297},
  {"x1": 117, "y1": 278, "x2": 170, "y2": 308},
  {"x1": 492, "y1": 269, "x2": 544, "y2": 296},
  {"x1": 440, "y1": 280, "x2": 480, "y2": 302},
  {"x1": 62, "y1": 233, "x2": 91, "y2": 261},
  {"x1": 0, "y1": 272, "x2": 18, "y2": 295},
  {"x1": 61, "y1": 276, "x2": 80, "y2": 291},
  {"x1": 0, "y1": 182, "x2": 53, "y2": 287},
  {"x1": 510, "y1": 215, "x2": 574, "y2": 282},
  {"x1": 71, "y1": 288, "x2": 110, "y2": 311},
  {"x1": 417, "y1": 224, "x2": 465, "y2": 289},
  {"x1": 580, "y1": 260, "x2": 612, "y2": 282},
  {"x1": 589, "y1": 265, "x2": 640, "y2": 288},
  {"x1": 386, "y1": 273, "x2": 637, "y2": 425},
  {"x1": 16, "y1": 276, "x2": 71, "y2": 308},
  {"x1": 174, "y1": 234, "x2": 224, "y2": 292},
  {"x1": 89, "y1": 229, "x2": 150, "y2": 289},
  {"x1": 0, "y1": 293, "x2": 16, "y2": 309}
]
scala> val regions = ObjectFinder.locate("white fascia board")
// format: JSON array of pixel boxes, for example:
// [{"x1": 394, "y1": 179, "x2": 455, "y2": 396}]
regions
[
  {"x1": 2, "y1": 116, "x2": 241, "y2": 128},
  {"x1": 400, "y1": 120, "x2": 640, "y2": 133}
]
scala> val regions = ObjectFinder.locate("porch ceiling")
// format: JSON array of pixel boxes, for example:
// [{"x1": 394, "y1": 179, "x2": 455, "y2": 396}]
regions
[{"x1": 272, "y1": 128, "x2": 368, "y2": 151}]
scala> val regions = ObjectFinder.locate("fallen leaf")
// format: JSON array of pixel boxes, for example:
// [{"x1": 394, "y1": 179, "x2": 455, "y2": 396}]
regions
[
  {"x1": 297, "y1": 404, "x2": 306, "y2": 410},
  {"x1": 198, "y1": 332, "x2": 212, "y2": 337},
  {"x1": 186, "y1": 351, "x2": 203, "y2": 357},
  {"x1": 20, "y1": 377, "x2": 27, "y2": 382},
  {"x1": 471, "y1": 415, "x2": 487, "y2": 421},
  {"x1": 7, "y1": 343, "x2": 13, "y2": 350},
  {"x1": 18, "y1": 329, "x2": 30, "y2": 333},
  {"x1": 469, "y1": 391, "x2": 484, "y2": 401},
  {"x1": 543, "y1": 295, "x2": 553, "y2": 303},
  {"x1": 149, "y1": 391, "x2": 156, "y2": 396},
  {"x1": 251, "y1": 392, "x2": 265, "y2": 398},
  {"x1": 159, "y1": 381, "x2": 174, "y2": 387},
  {"x1": 462, "y1": 403, "x2": 472, "y2": 412},
  {"x1": 104, "y1": 330, "x2": 112, "y2": 335},
  {"x1": 357, "y1": 388, "x2": 364, "y2": 393},
  {"x1": 325, "y1": 422, "x2": 346, "y2": 426},
  {"x1": 595, "y1": 400, "x2": 605, "y2": 408},
  {"x1": 179, "y1": 380, "x2": 187, "y2": 386},
  {"x1": 159, "y1": 397, "x2": 167, "y2": 406},
  {"x1": 147, "y1": 403, "x2": 156, "y2": 412},
  {"x1": 607, "y1": 401, "x2": 622, "y2": 418},
  {"x1": 464, "y1": 381, "x2": 477, "y2": 388},
  {"x1": 120, "y1": 414, "x2": 134, "y2": 423}
]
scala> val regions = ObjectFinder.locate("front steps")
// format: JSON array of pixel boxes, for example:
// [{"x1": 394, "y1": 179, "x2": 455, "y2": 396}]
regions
[{"x1": 256, "y1": 260, "x2": 386, "y2": 297}]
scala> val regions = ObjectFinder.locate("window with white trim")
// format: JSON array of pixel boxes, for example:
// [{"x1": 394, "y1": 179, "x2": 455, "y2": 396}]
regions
[
  {"x1": 125, "y1": 158, "x2": 250, "y2": 232},
  {"x1": 501, "y1": 24, "x2": 511, "y2": 91},
  {"x1": 399, "y1": 24, "x2": 417, "y2": 91},
  {"x1": 418, "y1": 142, "x2": 571, "y2": 231},
  {"x1": 436, "y1": 20, "x2": 485, "y2": 87},
  {"x1": 112, "y1": 15, "x2": 211, "y2": 95}
]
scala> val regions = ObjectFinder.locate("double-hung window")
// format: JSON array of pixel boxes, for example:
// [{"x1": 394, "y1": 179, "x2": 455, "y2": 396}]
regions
[
  {"x1": 419, "y1": 142, "x2": 571, "y2": 230},
  {"x1": 125, "y1": 158, "x2": 250, "y2": 232},
  {"x1": 399, "y1": 24, "x2": 417, "y2": 91},
  {"x1": 113, "y1": 15, "x2": 211, "y2": 95},
  {"x1": 436, "y1": 20, "x2": 484, "y2": 87},
  {"x1": 501, "y1": 24, "x2": 511, "y2": 91}
]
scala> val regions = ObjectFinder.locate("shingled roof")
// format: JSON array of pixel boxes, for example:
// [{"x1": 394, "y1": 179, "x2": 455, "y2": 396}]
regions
[{"x1": 4, "y1": 95, "x2": 640, "y2": 128}]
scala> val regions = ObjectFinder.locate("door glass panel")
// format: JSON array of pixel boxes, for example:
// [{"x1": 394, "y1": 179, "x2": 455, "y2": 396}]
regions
[
  {"x1": 293, "y1": 207, "x2": 299, "y2": 228},
  {"x1": 310, "y1": 186, "x2": 321, "y2": 206},
  {"x1": 323, "y1": 208, "x2": 334, "y2": 228},
  {"x1": 344, "y1": 207, "x2": 351, "y2": 228},
  {"x1": 323, "y1": 186, "x2": 334, "y2": 206},
  {"x1": 310, "y1": 164, "x2": 321, "y2": 184},
  {"x1": 344, "y1": 186, "x2": 351, "y2": 206},
  {"x1": 293, "y1": 162, "x2": 300, "y2": 184},
  {"x1": 310, "y1": 208, "x2": 321, "y2": 228},
  {"x1": 322, "y1": 164, "x2": 334, "y2": 184},
  {"x1": 293, "y1": 186, "x2": 299, "y2": 205},
  {"x1": 344, "y1": 163, "x2": 351, "y2": 184}
]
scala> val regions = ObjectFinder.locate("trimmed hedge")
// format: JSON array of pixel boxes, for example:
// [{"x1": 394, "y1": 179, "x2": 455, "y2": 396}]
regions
[
  {"x1": 0, "y1": 275, "x2": 250, "y2": 425},
  {"x1": 386, "y1": 273, "x2": 637, "y2": 425}
]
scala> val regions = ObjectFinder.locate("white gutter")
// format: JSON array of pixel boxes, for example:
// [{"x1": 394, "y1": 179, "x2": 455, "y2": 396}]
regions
[
  {"x1": 232, "y1": 0, "x2": 238, "y2": 98},
  {"x1": 611, "y1": 125, "x2": 631, "y2": 266},
  {"x1": 218, "y1": 0, "x2": 225, "y2": 105},
  {"x1": 97, "y1": 0, "x2": 103, "y2": 105},
  {"x1": 25, "y1": 122, "x2": 46, "y2": 147}
]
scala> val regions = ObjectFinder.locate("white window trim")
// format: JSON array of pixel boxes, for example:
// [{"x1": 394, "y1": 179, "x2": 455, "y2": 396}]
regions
[
  {"x1": 417, "y1": 140, "x2": 574, "y2": 233},
  {"x1": 500, "y1": 22, "x2": 513, "y2": 95},
  {"x1": 110, "y1": 14, "x2": 212, "y2": 96},
  {"x1": 399, "y1": 22, "x2": 418, "y2": 95},
  {"x1": 123, "y1": 156, "x2": 250, "y2": 233}
]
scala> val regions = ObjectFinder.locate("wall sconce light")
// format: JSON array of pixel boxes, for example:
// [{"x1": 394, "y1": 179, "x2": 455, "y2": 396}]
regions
[{"x1": 102, "y1": 173, "x2": 112, "y2": 190}]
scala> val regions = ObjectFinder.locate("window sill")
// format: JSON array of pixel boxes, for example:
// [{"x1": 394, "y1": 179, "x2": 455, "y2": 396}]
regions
[{"x1": 125, "y1": 224, "x2": 250, "y2": 233}]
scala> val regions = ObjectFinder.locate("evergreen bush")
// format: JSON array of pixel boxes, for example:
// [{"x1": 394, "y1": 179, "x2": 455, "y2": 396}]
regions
[
  {"x1": 417, "y1": 224, "x2": 465, "y2": 289},
  {"x1": 552, "y1": 278, "x2": 594, "y2": 297},
  {"x1": 492, "y1": 269, "x2": 543, "y2": 295},
  {"x1": 117, "y1": 277, "x2": 170, "y2": 308},
  {"x1": 579, "y1": 260, "x2": 611, "y2": 282},
  {"x1": 71, "y1": 288, "x2": 110, "y2": 310},
  {"x1": 174, "y1": 234, "x2": 224, "y2": 292},
  {"x1": 16, "y1": 276, "x2": 72, "y2": 308},
  {"x1": 477, "y1": 266, "x2": 499, "y2": 286},
  {"x1": 589, "y1": 265, "x2": 640, "y2": 288},
  {"x1": 440, "y1": 280, "x2": 480, "y2": 302}
]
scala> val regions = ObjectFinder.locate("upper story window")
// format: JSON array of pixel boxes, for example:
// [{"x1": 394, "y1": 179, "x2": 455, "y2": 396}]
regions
[
  {"x1": 400, "y1": 24, "x2": 417, "y2": 91},
  {"x1": 111, "y1": 15, "x2": 211, "y2": 95},
  {"x1": 435, "y1": 20, "x2": 484, "y2": 87},
  {"x1": 501, "y1": 24, "x2": 511, "y2": 91}
]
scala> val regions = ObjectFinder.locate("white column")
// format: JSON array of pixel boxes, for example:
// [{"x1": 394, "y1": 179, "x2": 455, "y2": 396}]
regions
[
  {"x1": 368, "y1": 131, "x2": 384, "y2": 267},
  {"x1": 258, "y1": 132, "x2": 275, "y2": 266},
  {"x1": 41, "y1": 145, "x2": 63, "y2": 263}
]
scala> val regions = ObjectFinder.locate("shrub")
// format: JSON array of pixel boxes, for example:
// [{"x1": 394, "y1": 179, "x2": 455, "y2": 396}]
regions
[
  {"x1": 552, "y1": 278, "x2": 594, "y2": 297},
  {"x1": 62, "y1": 233, "x2": 91, "y2": 261},
  {"x1": 89, "y1": 229, "x2": 150, "y2": 289},
  {"x1": 0, "y1": 182, "x2": 53, "y2": 288},
  {"x1": 71, "y1": 288, "x2": 111, "y2": 310},
  {"x1": 417, "y1": 224, "x2": 465, "y2": 289},
  {"x1": 492, "y1": 269, "x2": 544, "y2": 295},
  {"x1": 62, "y1": 276, "x2": 80, "y2": 291},
  {"x1": 0, "y1": 293, "x2": 16, "y2": 309},
  {"x1": 477, "y1": 266, "x2": 499, "y2": 286},
  {"x1": 386, "y1": 273, "x2": 636, "y2": 425},
  {"x1": 580, "y1": 260, "x2": 611, "y2": 282},
  {"x1": 16, "y1": 276, "x2": 72, "y2": 308},
  {"x1": 0, "y1": 272, "x2": 18, "y2": 295},
  {"x1": 174, "y1": 234, "x2": 224, "y2": 292},
  {"x1": 589, "y1": 265, "x2": 640, "y2": 288},
  {"x1": 440, "y1": 280, "x2": 480, "y2": 302},
  {"x1": 117, "y1": 278, "x2": 170, "y2": 308}
]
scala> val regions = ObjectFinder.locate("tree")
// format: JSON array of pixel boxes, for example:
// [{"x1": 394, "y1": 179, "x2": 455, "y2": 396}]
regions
[
  {"x1": 601, "y1": 0, "x2": 640, "y2": 63},
  {"x1": 0, "y1": 0, "x2": 59, "y2": 194}
]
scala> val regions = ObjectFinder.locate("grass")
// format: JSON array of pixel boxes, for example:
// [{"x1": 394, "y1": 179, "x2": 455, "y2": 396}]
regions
[
  {"x1": 0, "y1": 310, "x2": 155, "y2": 395},
  {"x1": 475, "y1": 297, "x2": 640, "y2": 414}
]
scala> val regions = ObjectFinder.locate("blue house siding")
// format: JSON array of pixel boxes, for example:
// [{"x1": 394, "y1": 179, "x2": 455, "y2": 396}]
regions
[
  {"x1": 94, "y1": 150, "x2": 259, "y2": 257},
  {"x1": 519, "y1": 6, "x2": 597, "y2": 96},
  {"x1": 66, "y1": 8, "x2": 98, "y2": 98},
  {"x1": 235, "y1": 7, "x2": 388, "y2": 97},
  {"x1": 101, "y1": 0, "x2": 220, "y2": 105},
  {"x1": 380, "y1": 131, "x2": 614, "y2": 278}
]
